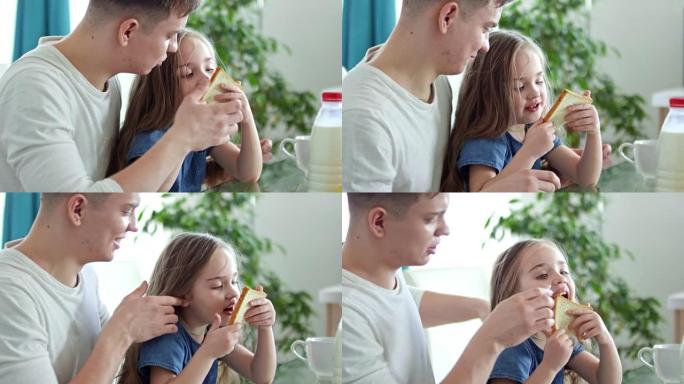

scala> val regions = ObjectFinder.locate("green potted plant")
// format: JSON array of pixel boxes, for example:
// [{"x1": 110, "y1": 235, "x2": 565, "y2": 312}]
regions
[
  {"x1": 139, "y1": 193, "x2": 315, "y2": 358},
  {"x1": 500, "y1": 0, "x2": 648, "y2": 146},
  {"x1": 187, "y1": 0, "x2": 318, "y2": 138},
  {"x1": 485, "y1": 193, "x2": 663, "y2": 361}
]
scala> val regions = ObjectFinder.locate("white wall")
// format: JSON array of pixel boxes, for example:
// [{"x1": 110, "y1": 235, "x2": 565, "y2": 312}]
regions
[
  {"x1": 254, "y1": 193, "x2": 342, "y2": 337},
  {"x1": 591, "y1": 0, "x2": 684, "y2": 138},
  {"x1": 603, "y1": 193, "x2": 684, "y2": 367},
  {"x1": 262, "y1": 0, "x2": 342, "y2": 95}
]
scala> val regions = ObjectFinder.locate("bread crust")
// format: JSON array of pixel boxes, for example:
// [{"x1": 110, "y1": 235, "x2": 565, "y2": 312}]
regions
[
  {"x1": 543, "y1": 89, "x2": 593, "y2": 124},
  {"x1": 228, "y1": 286, "x2": 268, "y2": 325}
]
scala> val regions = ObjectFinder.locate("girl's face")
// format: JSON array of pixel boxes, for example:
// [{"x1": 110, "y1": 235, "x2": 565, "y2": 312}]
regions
[
  {"x1": 177, "y1": 36, "x2": 217, "y2": 99},
  {"x1": 512, "y1": 48, "x2": 547, "y2": 124},
  {"x1": 516, "y1": 242, "x2": 576, "y2": 302},
  {"x1": 185, "y1": 247, "x2": 241, "y2": 326}
]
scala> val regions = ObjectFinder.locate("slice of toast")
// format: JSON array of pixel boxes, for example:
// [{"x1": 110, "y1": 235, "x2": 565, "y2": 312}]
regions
[
  {"x1": 554, "y1": 294, "x2": 591, "y2": 338},
  {"x1": 202, "y1": 67, "x2": 242, "y2": 104},
  {"x1": 543, "y1": 89, "x2": 593, "y2": 129},
  {"x1": 228, "y1": 286, "x2": 267, "y2": 325}
]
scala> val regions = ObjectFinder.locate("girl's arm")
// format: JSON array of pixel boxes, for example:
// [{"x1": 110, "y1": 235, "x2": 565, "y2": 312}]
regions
[
  {"x1": 150, "y1": 319, "x2": 242, "y2": 384},
  {"x1": 222, "y1": 327, "x2": 277, "y2": 384},
  {"x1": 469, "y1": 121, "x2": 556, "y2": 192},
  {"x1": 545, "y1": 98, "x2": 603, "y2": 187},
  {"x1": 565, "y1": 308, "x2": 622, "y2": 384},
  {"x1": 210, "y1": 85, "x2": 263, "y2": 183}
]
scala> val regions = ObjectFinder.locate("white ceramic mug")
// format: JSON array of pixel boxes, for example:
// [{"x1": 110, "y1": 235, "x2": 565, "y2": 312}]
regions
[
  {"x1": 618, "y1": 139, "x2": 658, "y2": 179},
  {"x1": 280, "y1": 135, "x2": 311, "y2": 174},
  {"x1": 638, "y1": 344, "x2": 682, "y2": 383},
  {"x1": 291, "y1": 337, "x2": 335, "y2": 378}
]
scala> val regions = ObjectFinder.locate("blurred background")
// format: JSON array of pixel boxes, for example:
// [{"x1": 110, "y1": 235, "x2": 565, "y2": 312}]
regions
[{"x1": 341, "y1": 192, "x2": 684, "y2": 382}]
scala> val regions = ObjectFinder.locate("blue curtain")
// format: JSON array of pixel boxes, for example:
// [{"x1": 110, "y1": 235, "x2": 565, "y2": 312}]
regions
[
  {"x1": 3, "y1": 193, "x2": 40, "y2": 245},
  {"x1": 342, "y1": 0, "x2": 396, "y2": 71},
  {"x1": 13, "y1": 0, "x2": 70, "y2": 61}
]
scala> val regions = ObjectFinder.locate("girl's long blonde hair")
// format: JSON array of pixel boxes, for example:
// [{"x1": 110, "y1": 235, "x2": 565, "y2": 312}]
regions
[
  {"x1": 440, "y1": 30, "x2": 553, "y2": 191},
  {"x1": 116, "y1": 232, "x2": 240, "y2": 384},
  {"x1": 107, "y1": 28, "x2": 217, "y2": 176},
  {"x1": 490, "y1": 239, "x2": 585, "y2": 384}
]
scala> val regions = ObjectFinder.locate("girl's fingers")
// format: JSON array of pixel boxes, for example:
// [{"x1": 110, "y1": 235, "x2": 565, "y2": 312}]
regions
[{"x1": 219, "y1": 83, "x2": 244, "y2": 93}]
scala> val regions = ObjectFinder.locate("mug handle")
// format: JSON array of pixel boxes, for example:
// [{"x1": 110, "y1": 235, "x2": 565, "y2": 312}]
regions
[
  {"x1": 291, "y1": 340, "x2": 307, "y2": 362},
  {"x1": 618, "y1": 143, "x2": 636, "y2": 164},
  {"x1": 637, "y1": 347, "x2": 654, "y2": 368},
  {"x1": 279, "y1": 138, "x2": 297, "y2": 161}
]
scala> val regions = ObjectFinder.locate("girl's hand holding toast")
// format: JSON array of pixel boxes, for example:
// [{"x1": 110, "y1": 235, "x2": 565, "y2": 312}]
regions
[
  {"x1": 523, "y1": 121, "x2": 556, "y2": 159},
  {"x1": 243, "y1": 285, "x2": 276, "y2": 329},
  {"x1": 565, "y1": 91, "x2": 600, "y2": 135},
  {"x1": 201, "y1": 314, "x2": 242, "y2": 358},
  {"x1": 541, "y1": 329, "x2": 574, "y2": 372},
  {"x1": 566, "y1": 307, "x2": 611, "y2": 345}
]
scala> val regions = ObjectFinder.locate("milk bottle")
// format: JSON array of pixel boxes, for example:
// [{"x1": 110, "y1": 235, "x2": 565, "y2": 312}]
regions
[
  {"x1": 308, "y1": 91, "x2": 342, "y2": 192},
  {"x1": 656, "y1": 98, "x2": 684, "y2": 191}
]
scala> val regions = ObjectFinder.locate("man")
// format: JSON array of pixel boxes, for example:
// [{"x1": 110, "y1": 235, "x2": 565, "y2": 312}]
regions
[
  {"x1": 342, "y1": 193, "x2": 555, "y2": 383},
  {"x1": 0, "y1": 194, "x2": 187, "y2": 383},
  {"x1": 0, "y1": 0, "x2": 243, "y2": 192},
  {"x1": 342, "y1": 0, "x2": 563, "y2": 192}
]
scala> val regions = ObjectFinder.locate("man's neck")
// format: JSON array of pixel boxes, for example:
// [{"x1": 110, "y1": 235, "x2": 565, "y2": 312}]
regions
[
  {"x1": 13, "y1": 225, "x2": 84, "y2": 288},
  {"x1": 369, "y1": 21, "x2": 439, "y2": 102},
  {"x1": 342, "y1": 235, "x2": 398, "y2": 290},
  {"x1": 53, "y1": 24, "x2": 117, "y2": 91}
]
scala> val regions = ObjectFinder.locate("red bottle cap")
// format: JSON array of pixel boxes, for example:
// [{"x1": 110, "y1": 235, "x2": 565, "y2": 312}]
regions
[
  {"x1": 322, "y1": 91, "x2": 342, "y2": 102},
  {"x1": 670, "y1": 98, "x2": 684, "y2": 108}
]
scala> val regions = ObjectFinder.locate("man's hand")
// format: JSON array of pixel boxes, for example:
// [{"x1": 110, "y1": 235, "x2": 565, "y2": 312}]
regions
[
  {"x1": 170, "y1": 80, "x2": 244, "y2": 152},
  {"x1": 481, "y1": 169, "x2": 561, "y2": 192},
  {"x1": 479, "y1": 288, "x2": 555, "y2": 350},
  {"x1": 107, "y1": 281, "x2": 187, "y2": 344}
]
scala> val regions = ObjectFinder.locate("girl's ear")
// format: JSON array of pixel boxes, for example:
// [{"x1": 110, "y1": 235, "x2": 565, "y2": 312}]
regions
[{"x1": 437, "y1": 2, "x2": 459, "y2": 34}]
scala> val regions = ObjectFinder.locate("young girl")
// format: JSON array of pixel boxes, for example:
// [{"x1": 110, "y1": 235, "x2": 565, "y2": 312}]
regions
[
  {"x1": 441, "y1": 30, "x2": 603, "y2": 192},
  {"x1": 117, "y1": 233, "x2": 276, "y2": 384},
  {"x1": 488, "y1": 239, "x2": 621, "y2": 384},
  {"x1": 108, "y1": 29, "x2": 267, "y2": 192}
]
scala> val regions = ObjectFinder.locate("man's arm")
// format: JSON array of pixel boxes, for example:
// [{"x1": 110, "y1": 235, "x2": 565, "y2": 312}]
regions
[
  {"x1": 417, "y1": 291, "x2": 489, "y2": 328},
  {"x1": 441, "y1": 288, "x2": 555, "y2": 384}
]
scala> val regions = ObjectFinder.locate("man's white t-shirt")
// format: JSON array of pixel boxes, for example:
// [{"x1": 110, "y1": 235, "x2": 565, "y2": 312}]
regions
[
  {"x1": 0, "y1": 36, "x2": 123, "y2": 192},
  {"x1": 0, "y1": 249, "x2": 109, "y2": 384},
  {"x1": 342, "y1": 62, "x2": 452, "y2": 192},
  {"x1": 342, "y1": 269, "x2": 435, "y2": 384}
]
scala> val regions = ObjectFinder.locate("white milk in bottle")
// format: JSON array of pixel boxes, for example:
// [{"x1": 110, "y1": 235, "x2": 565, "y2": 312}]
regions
[
  {"x1": 308, "y1": 91, "x2": 342, "y2": 192},
  {"x1": 656, "y1": 97, "x2": 684, "y2": 191}
]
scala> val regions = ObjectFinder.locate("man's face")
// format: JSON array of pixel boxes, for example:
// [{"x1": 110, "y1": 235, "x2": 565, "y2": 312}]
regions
[
  {"x1": 79, "y1": 193, "x2": 140, "y2": 263},
  {"x1": 442, "y1": 1, "x2": 502, "y2": 75},
  {"x1": 382, "y1": 194, "x2": 451, "y2": 267},
  {"x1": 125, "y1": 11, "x2": 188, "y2": 74}
]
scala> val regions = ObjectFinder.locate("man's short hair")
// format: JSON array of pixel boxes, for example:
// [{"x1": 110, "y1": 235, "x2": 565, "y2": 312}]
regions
[
  {"x1": 402, "y1": 0, "x2": 513, "y2": 18},
  {"x1": 86, "y1": 0, "x2": 200, "y2": 29},
  {"x1": 40, "y1": 193, "x2": 110, "y2": 210},
  {"x1": 347, "y1": 193, "x2": 440, "y2": 218}
]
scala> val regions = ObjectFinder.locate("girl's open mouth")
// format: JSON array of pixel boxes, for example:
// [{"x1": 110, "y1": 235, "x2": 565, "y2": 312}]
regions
[
  {"x1": 222, "y1": 304, "x2": 235, "y2": 317},
  {"x1": 525, "y1": 102, "x2": 541, "y2": 112}
]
